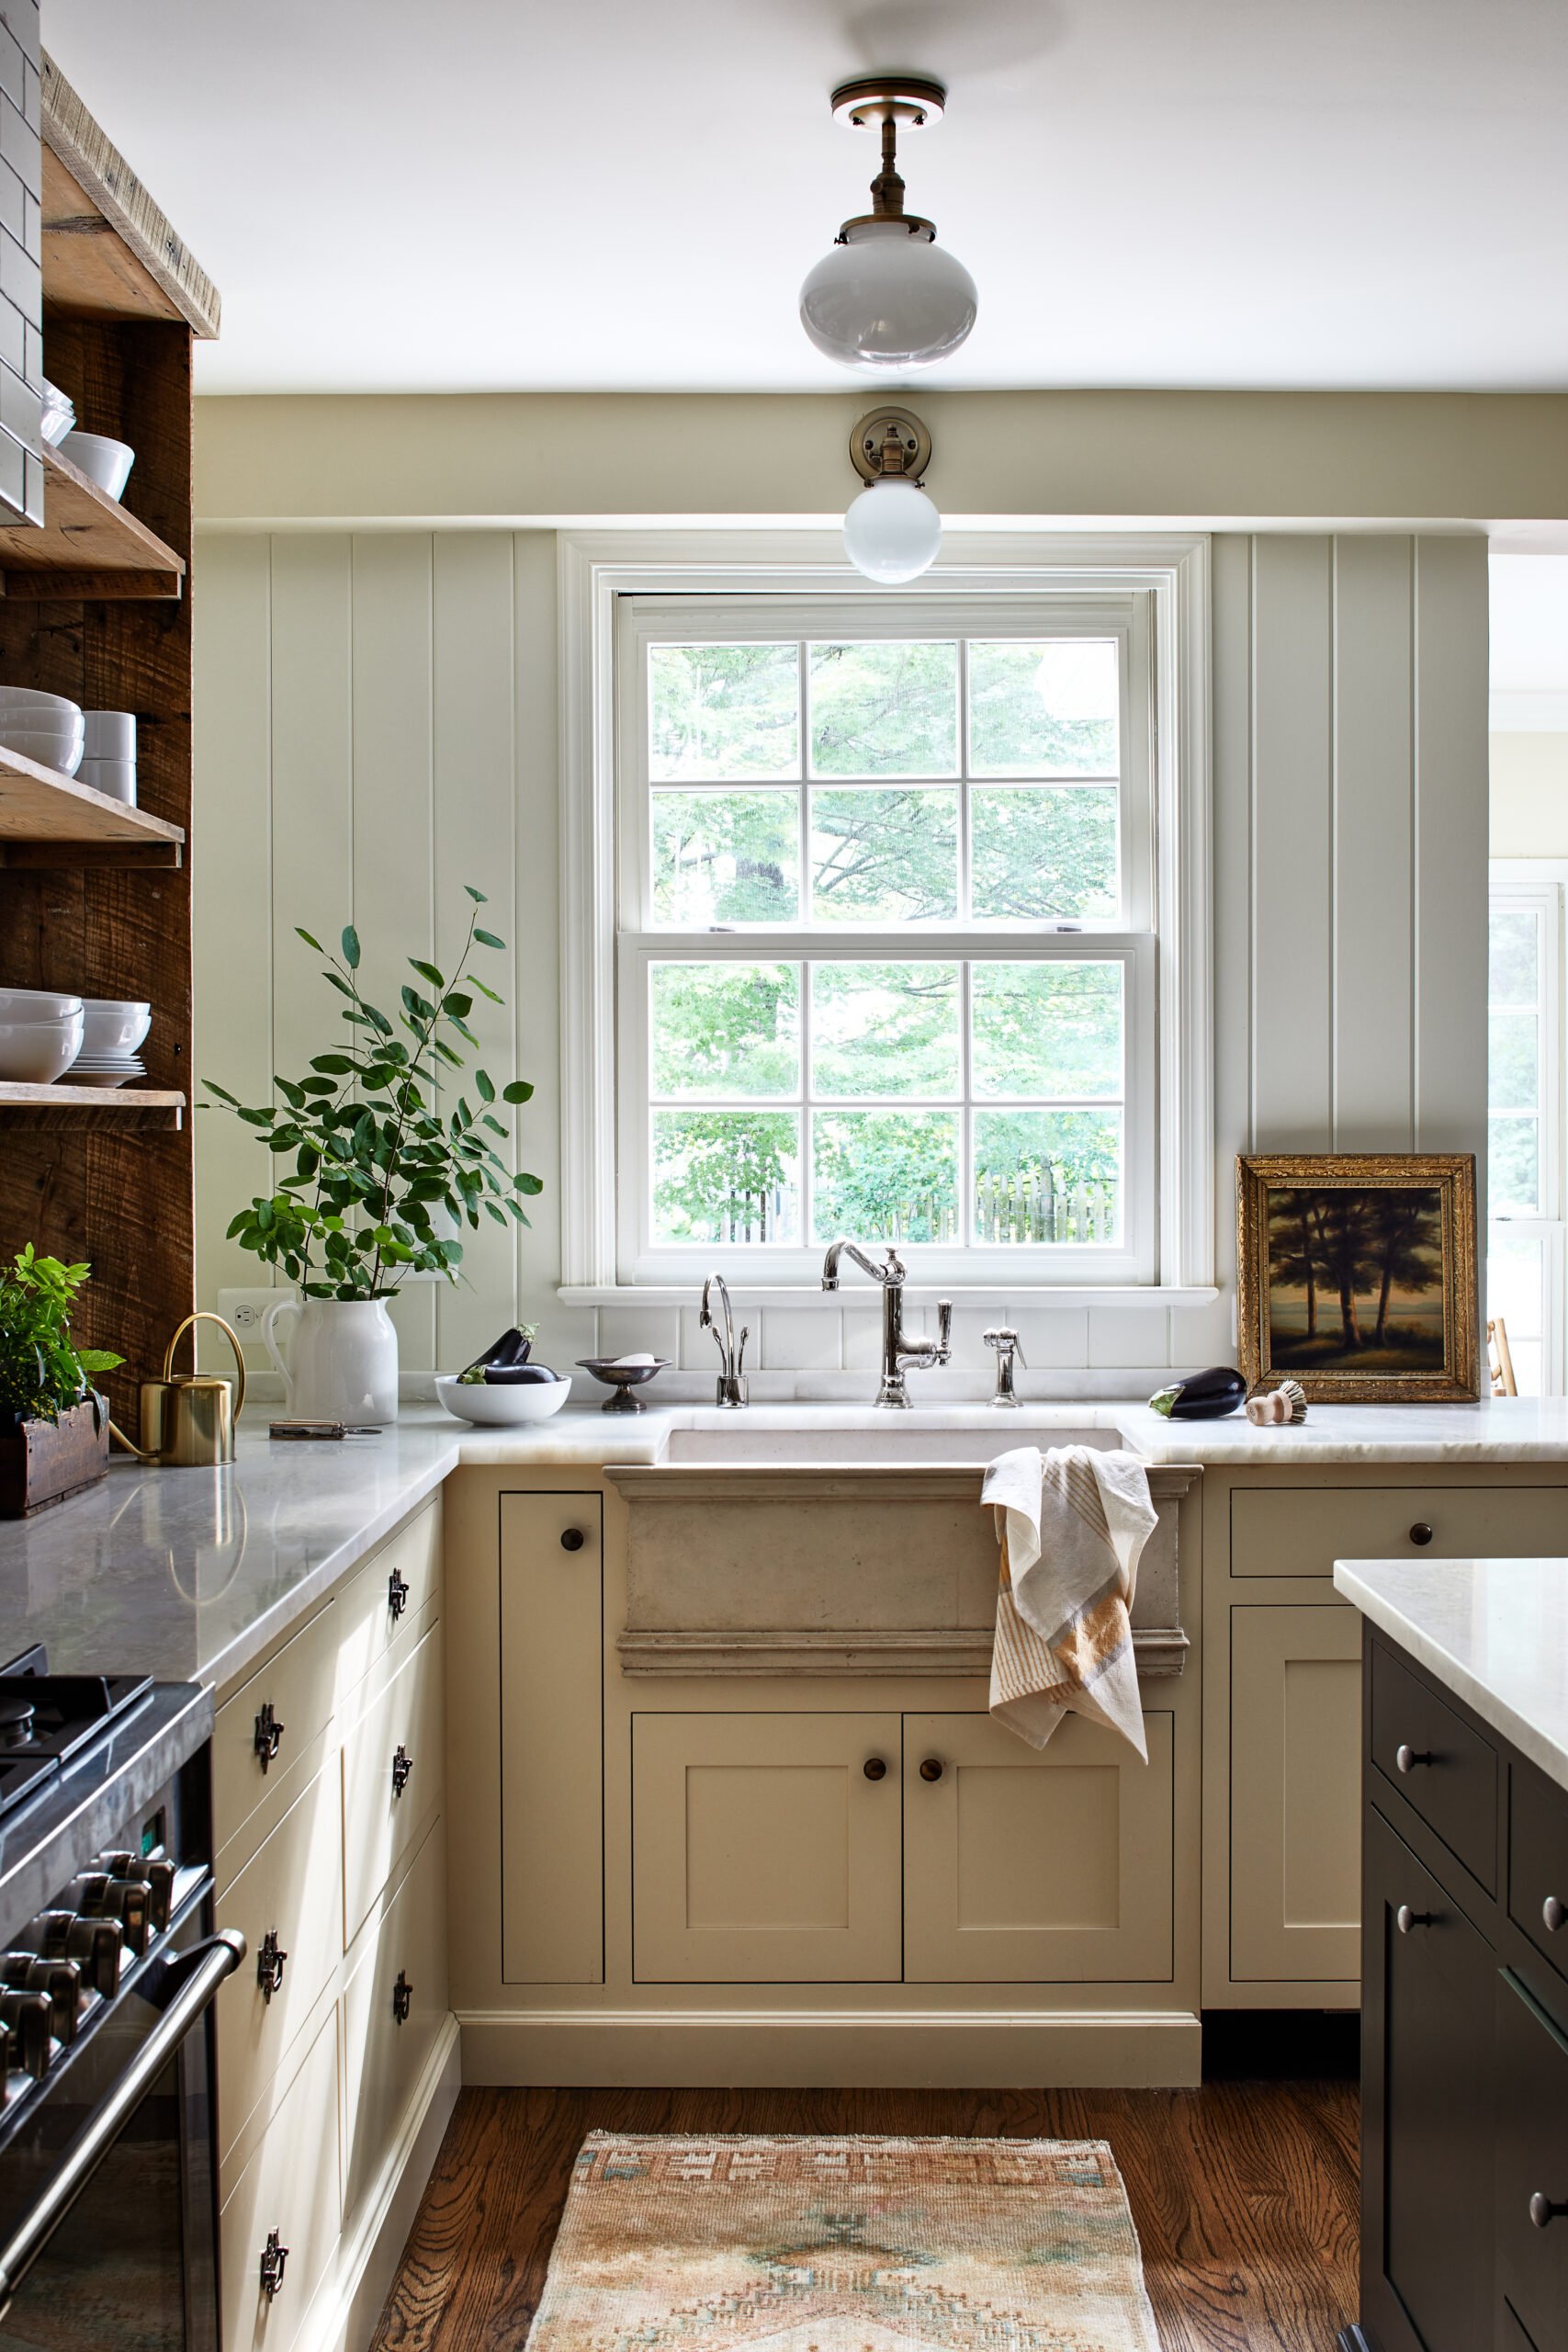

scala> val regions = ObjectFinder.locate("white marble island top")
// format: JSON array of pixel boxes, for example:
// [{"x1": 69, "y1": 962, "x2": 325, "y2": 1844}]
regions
[
  {"x1": 1335, "y1": 1556, "x2": 1568, "y2": 1794},
  {"x1": 0, "y1": 1394, "x2": 1564, "y2": 1698}
]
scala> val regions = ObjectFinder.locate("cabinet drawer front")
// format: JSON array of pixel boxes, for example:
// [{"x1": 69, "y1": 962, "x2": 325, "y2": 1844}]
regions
[
  {"x1": 1230, "y1": 1606, "x2": 1363, "y2": 1981},
  {"x1": 341, "y1": 1815, "x2": 449, "y2": 2227},
  {"x1": 633, "y1": 1713, "x2": 902, "y2": 1984},
  {"x1": 215, "y1": 1601, "x2": 339, "y2": 1868},
  {"x1": 1512, "y1": 1758, "x2": 1568, "y2": 1991},
  {"x1": 1231, "y1": 1485, "x2": 1568, "y2": 1577},
  {"x1": 1371, "y1": 1641, "x2": 1497, "y2": 1894},
  {"x1": 1496, "y1": 1972, "x2": 1568, "y2": 2352},
  {"x1": 215, "y1": 1763, "x2": 342, "y2": 2161},
  {"x1": 220, "y1": 2006, "x2": 340, "y2": 2352},
  {"x1": 341, "y1": 1620, "x2": 444, "y2": 1947},
  {"x1": 902, "y1": 1711, "x2": 1173, "y2": 1984},
  {"x1": 335, "y1": 1497, "x2": 442, "y2": 1701}
]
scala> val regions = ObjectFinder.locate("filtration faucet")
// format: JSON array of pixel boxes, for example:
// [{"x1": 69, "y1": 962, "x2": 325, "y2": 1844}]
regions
[
  {"x1": 699, "y1": 1272, "x2": 749, "y2": 1408},
  {"x1": 820, "y1": 1242, "x2": 952, "y2": 1409}
]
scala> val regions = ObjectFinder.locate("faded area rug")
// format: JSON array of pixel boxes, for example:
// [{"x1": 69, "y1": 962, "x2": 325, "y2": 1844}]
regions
[{"x1": 524, "y1": 2132, "x2": 1161, "y2": 2350}]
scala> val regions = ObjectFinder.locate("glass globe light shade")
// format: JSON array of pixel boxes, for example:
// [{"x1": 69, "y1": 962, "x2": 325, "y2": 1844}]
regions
[
  {"x1": 800, "y1": 220, "x2": 978, "y2": 368},
  {"x1": 842, "y1": 476, "x2": 942, "y2": 585}
]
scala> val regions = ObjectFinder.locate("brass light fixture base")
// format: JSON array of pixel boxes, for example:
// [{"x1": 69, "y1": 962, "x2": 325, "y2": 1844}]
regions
[
  {"x1": 849, "y1": 407, "x2": 933, "y2": 487},
  {"x1": 829, "y1": 75, "x2": 948, "y2": 130}
]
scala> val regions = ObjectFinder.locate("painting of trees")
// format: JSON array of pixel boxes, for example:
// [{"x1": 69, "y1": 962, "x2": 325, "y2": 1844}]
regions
[{"x1": 1266, "y1": 1186, "x2": 1445, "y2": 1371}]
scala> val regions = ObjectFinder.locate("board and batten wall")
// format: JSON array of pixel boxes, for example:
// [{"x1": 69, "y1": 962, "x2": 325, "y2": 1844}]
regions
[{"x1": 192, "y1": 526, "x2": 1486, "y2": 1389}]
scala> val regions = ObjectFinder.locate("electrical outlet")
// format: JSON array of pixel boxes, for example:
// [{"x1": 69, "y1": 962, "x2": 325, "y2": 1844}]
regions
[{"x1": 218, "y1": 1287, "x2": 288, "y2": 1336}]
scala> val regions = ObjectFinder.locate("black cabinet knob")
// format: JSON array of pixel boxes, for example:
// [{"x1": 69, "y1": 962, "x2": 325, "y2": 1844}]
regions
[
  {"x1": 1395, "y1": 1904, "x2": 1434, "y2": 1935},
  {"x1": 392, "y1": 1969, "x2": 412, "y2": 2023},
  {"x1": 1544, "y1": 1895, "x2": 1567, "y2": 1935},
  {"x1": 1408, "y1": 1522, "x2": 1434, "y2": 1546},
  {"x1": 919, "y1": 1758, "x2": 944, "y2": 1782},
  {"x1": 256, "y1": 1928, "x2": 288, "y2": 2003},
  {"x1": 390, "y1": 1744, "x2": 413, "y2": 1799},
  {"x1": 1395, "y1": 1743, "x2": 1433, "y2": 1774},
  {"x1": 560, "y1": 1527, "x2": 586, "y2": 1552},
  {"x1": 1529, "y1": 2191, "x2": 1568, "y2": 2229},
  {"x1": 254, "y1": 1702, "x2": 286, "y2": 1772},
  {"x1": 863, "y1": 1758, "x2": 887, "y2": 1781},
  {"x1": 259, "y1": 2229, "x2": 289, "y2": 2298},
  {"x1": 388, "y1": 1568, "x2": 411, "y2": 1620}
]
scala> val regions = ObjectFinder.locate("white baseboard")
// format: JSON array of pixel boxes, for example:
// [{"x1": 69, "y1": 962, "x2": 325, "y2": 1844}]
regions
[
  {"x1": 301, "y1": 2011, "x2": 462, "y2": 2352},
  {"x1": 457, "y1": 2006, "x2": 1202, "y2": 2090}
]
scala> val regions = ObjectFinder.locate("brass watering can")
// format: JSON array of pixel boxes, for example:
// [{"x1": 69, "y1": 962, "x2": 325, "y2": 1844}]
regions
[{"x1": 111, "y1": 1312, "x2": 248, "y2": 1468}]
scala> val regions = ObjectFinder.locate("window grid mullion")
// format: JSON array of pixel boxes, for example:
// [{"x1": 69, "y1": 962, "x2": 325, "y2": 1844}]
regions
[
  {"x1": 796, "y1": 639, "x2": 810, "y2": 923},
  {"x1": 799, "y1": 956, "x2": 813, "y2": 1249}
]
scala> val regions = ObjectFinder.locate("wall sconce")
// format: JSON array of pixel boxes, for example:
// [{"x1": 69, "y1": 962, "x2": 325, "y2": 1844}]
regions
[{"x1": 842, "y1": 407, "x2": 940, "y2": 584}]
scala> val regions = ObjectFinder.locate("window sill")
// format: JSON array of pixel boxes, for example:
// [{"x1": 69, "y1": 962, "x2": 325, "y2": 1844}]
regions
[{"x1": 558, "y1": 1284, "x2": 1221, "y2": 1311}]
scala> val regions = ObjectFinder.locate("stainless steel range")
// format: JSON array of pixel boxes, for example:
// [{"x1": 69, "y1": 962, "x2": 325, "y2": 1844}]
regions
[{"x1": 0, "y1": 1645, "x2": 237, "y2": 2349}]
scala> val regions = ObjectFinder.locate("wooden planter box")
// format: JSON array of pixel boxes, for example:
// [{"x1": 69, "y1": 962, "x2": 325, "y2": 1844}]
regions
[{"x1": 0, "y1": 1396, "x2": 110, "y2": 1516}]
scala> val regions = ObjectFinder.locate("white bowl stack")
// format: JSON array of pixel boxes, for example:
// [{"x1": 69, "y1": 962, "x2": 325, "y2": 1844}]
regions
[
  {"x1": 59, "y1": 430, "x2": 134, "y2": 502},
  {"x1": 0, "y1": 684, "x2": 85, "y2": 777},
  {"x1": 69, "y1": 998, "x2": 152, "y2": 1088},
  {"x1": 39, "y1": 379, "x2": 74, "y2": 448},
  {"x1": 0, "y1": 989, "x2": 85, "y2": 1085},
  {"x1": 79, "y1": 711, "x2": 136, "y2": 805}
]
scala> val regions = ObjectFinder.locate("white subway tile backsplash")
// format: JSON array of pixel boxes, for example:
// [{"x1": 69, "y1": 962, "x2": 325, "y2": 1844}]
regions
[
  {"x1": 841, "y1": 1312, "x2": 885, "y2": 1372},
  {"x1": 1167, "y1": 1297, "x2": 1234, "y2": 1371},
  {"x1": 1088, "y1": 1306, "x2": 1165, "y2": 1371},
  {"x1": 760, "y1": 1307, "x2": 840, "y2": 1372},
  {"x1": 1010, "y1": 1306, "x2": 1090, "y2": 1369},
  {"x1": 595, "y1": 1306, "x2": 680, "y2": 1366}
]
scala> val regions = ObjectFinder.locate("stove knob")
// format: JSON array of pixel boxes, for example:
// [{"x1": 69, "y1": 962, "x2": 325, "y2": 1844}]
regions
[
  {"x1": 99, "y1": 1851, "x2": 141, "y2": 1878},
  {"x1": 56, "y1": 1918, "x2": 120, "y2": 2000},
  {"x1": 0, "y1": 1956, "x2": 82, "y2": 2043},
  {"x1": 0, "y1": 1991, "x2": 51, "y2": 2081},
  {"x1": 144, "y1": 1860, "x2": 175, "y2": 1935},
  {"x1": 97, "y1": 1881, "x2": 152, "y2": 1958},
  {"x1": 69, "y1": 1874, "x2": 112, "y2": 1919}
]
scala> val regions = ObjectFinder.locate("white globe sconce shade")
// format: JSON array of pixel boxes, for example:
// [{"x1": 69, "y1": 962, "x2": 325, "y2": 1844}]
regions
[
  {"x1": 842, "y1": 477, "x2": 942, "y2": 584},
  {"x1": 800, "y1": 220, "x2": 978, "y2": 369}
]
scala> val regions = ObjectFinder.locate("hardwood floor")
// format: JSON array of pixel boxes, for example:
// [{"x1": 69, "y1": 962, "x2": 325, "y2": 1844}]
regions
[{"x1": 369, "y1": 2080, "x2": 1359, "y2": 2351}]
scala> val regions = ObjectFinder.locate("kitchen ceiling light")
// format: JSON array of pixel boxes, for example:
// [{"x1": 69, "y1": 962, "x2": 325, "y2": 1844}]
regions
[
  {"x1": 841, "y1": 407, "x2": 941, "y2": 585},
  {"x1": 800, "y1": 76, "x2": 977, "y2": 370}
]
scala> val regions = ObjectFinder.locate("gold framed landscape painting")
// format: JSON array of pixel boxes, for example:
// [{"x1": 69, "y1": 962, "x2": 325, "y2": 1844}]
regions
[{"x1": 1237, "y1": 1153, "x2": 1479, "y2": 1402}]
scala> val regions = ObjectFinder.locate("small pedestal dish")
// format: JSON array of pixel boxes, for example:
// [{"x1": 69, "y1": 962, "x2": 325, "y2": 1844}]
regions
[{"x1": 576, "y1": 1357, "x2": 671, "y2": 1412}]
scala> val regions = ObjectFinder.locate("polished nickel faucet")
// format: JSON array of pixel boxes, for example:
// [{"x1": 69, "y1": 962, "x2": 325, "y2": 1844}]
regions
[
  {"x1": 699, "y1": 1272, "x2": 749, "y2": 1408},
  {"x1": 820, "y1": 1242, "x2": 952, "y2": 1408}
]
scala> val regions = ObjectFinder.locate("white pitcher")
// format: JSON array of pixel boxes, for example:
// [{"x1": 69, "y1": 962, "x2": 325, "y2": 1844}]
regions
[{"x1": 262, "y1": 1296, "x2": 399, "y2": 1425}]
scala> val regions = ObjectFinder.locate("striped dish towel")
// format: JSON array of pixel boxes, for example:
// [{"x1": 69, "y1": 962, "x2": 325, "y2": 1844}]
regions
[{"x1": 980, "y1": 1444, "x2": 1158, "y2": 1759}]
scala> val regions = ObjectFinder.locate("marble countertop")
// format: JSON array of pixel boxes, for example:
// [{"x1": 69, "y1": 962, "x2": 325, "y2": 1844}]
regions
[
  {"x1": 2, "y1": 1394, "x2": 1564, "y2": 1700},
  {"x1": 1335, "y1": 1556, "x2": 1568, "y2": 1795}
]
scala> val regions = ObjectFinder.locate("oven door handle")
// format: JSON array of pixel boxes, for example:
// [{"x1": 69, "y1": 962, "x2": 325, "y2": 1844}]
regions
[{"x1": 0, "y1": 1928, "x2": 246, "y2": 2322}]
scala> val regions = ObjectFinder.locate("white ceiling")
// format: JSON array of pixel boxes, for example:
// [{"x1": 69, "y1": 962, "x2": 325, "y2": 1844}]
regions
[{"x1": 42, "y1": 0, "x2": 1568, "y2": 397}]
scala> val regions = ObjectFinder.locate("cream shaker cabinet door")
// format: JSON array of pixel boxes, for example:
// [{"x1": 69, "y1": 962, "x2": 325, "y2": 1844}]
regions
[
  {"x1": 1229, "y1": 1604, "x2": 1362, "y2": 1981},
  {"x1": 633, "y1": 1713, "x2": 902, "y2": 1984},
  {"x1": 902, "y1": 1711, "x2": 1175, "y2": 1984},
  {"x1": 499, "y1": 1493, "x2": 604, "y2": 1984},
  {"x1": 341, "y1": 1619, "x2": 444, "y2": 1948},
  {"x1": 220, "y1": 2006, "x2": 341, "y2": 2352},
  {"x1": 341, "y1": 1815, "x2": 449, "y2": 2229}
]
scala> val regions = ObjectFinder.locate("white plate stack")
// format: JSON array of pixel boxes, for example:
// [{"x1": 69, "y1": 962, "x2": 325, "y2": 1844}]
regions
[
  {"x1": 69, "y1": 998, "x2": 152, "y2": 1089},
  {"x1": 0, "y1": 684, "x2": 85, "y2": 776},
  {"x1": 39, "y1": 379, "x2": 74, "y2": 448},
  {"x1": 80, "y1": 711, "x2": 136, "y2": 805}
]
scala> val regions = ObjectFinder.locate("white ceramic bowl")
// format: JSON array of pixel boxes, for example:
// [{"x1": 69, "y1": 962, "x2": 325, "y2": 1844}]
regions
[
  {"x1": 78, "y1": 1000, "x2": 151, "y2": 1057},
  {"x1": 434, "y1": 1372, "x2": 571, "y2": 1426},
  {"x1": 39, "y1": 379, "x2": 74, "y2": 448},
  {"x1": 0, "y1": 1010, "x2": 85, "y2": 1084},
  {"x1": 0, "y1": 987, "x2": 83, "y2": 1019},
  {"x1": 77, "y1": 757, "x2": 136, "y2": 803},
  {"x1": 0, "y1": 685, "x2": 81, "y2": 718},
  {"x1": 60, "y1": 431, "x2": 134, "y2": 501},
  {"x1": 83, "y1": 711, "x2": 135, "y2": 759},
  {"x1": 0, "y1": 722, "x2": 85, "y2": 777}
]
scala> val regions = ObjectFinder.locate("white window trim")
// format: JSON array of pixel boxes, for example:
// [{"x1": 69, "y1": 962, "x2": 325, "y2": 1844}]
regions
[
  {"x1": 557, "y1": 528, "x2": 1214, "y2": 1308},
  {"x1": 1488, "y1": 857, "x2": 1566, "y2": 1393}
]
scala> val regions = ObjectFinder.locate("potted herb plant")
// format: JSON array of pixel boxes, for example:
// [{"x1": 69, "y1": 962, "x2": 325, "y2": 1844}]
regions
[
  {"x1": 0, "y1": 1248, "x2": 123, "y2": 1515},
  {"x1": 206, "y1": 888, "x2": 541, "y2": 1425}
]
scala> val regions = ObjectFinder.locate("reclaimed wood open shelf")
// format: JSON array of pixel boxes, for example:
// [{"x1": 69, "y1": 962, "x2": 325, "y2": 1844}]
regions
[
  {"x1": 0, "y1": 441, "x2": 186, "y2": 599},
  {"x1": 0, "y1": 743, "x2": 184, "y2": 865},
  {"x1": 0, "y1": 55, "x2": 218, "y2": 1412},
  {"x1": 0, "y1": 1082, "x2": 184, "y2": 1126}
]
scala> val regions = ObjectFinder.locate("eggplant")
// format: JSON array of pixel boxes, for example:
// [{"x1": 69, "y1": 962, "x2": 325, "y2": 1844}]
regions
[
  {"x1": 1147, "y1": 1364, "x2": 1247, "y2": 1420},
  {"x1": 461, "y1": 1326, "x2": 536, "y2": 1378}
]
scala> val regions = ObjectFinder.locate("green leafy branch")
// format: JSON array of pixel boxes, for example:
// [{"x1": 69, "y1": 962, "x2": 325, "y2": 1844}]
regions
[
  {"x1": 206, "y1": 888, "x2": 542, "y2": 1300},
  {"x1": 0, "y1": 1246, "x2": 122, "y2": 1425}
]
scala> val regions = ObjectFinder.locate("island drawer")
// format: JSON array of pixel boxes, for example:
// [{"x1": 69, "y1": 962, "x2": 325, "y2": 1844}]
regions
[
  {"x1": 214, "y1": 1599, "x2": 340, "y2": 1867},
  {"x1": 1230, "y1": 1486, "x2": 1568, "y2": 1579},
  {"x1": 1371, "y1": 1640, "x2": 1498, "y2": 1893},
  {"x1": 341, "y1": 1618, "x2": 444, "y2": 1946},
  {"x1": 335, "y1": 1495, "x2": 443, "y2": 1701},
  {"x1": 1511, "y1": 1757, "x2": 1568, "y2": 1987}
]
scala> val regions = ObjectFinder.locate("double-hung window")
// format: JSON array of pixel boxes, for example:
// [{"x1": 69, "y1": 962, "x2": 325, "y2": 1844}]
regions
[
  {"x1": 1486, "y1": 866, "x2": 1565, "y2": 1394},
  {"x1": 614, "y1": 593, "x2": 1158, "y2": 1286}
]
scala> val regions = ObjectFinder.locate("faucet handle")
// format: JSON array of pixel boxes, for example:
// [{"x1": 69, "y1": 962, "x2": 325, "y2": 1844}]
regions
[
  {"x1": 984, "y1": 1325, "x2": 1026, "y2": 1365},
  {"x1": 933, "y1": 1300, "x2": 953, "y2": 1360}
]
